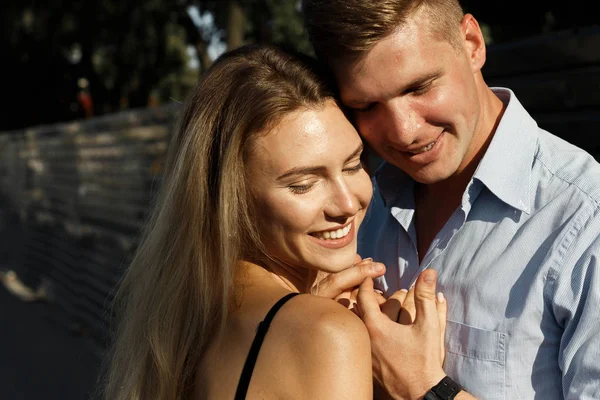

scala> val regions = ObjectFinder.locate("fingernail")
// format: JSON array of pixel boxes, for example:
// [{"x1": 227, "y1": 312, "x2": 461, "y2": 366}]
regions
[
  {"x1": 423, "y1": 270, "x2": 435, "y2": 285},
  {"x1": 437, "y1": 292, "x2": 445, "y2": 303},
  {"x1": 372, "y1": 263, "x2": 384, "y2": 272},
  {"x1": 399, "y1": 288, "x2": 408, "y2": 293},
  {"x1": 374, "y1": 289, "x2": 384, "y2": 295},
  {"x1": 362, "y1": 257, "x2": 373, "y2": 262}
]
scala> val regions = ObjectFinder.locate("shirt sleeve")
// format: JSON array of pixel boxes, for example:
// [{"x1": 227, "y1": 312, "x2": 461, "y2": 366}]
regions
[{"x1": 550, "y1": 207, "x2": 600, "y2": 400}]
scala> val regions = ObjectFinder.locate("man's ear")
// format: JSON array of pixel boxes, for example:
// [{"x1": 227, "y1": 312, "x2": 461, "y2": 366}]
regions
[{"x1": 461, "y1": 14, "x2": 486, "y2": 73}]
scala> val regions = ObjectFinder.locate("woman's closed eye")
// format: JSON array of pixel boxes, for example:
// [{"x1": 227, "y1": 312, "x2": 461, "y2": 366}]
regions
[
  {"x1": 288, "y1": 181, "x2": 316, "y2": 195},
  {"x1": 343, "y1": 162, "x2": 364, "y2": 175}
]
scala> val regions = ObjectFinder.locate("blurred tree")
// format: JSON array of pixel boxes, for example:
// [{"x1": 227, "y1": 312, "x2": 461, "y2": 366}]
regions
[
  {"x1": 266, "y1": 0, "x2": 313, "y2": 55},
  {"x1": 188, "y1": 0, "x2": 311, "y2": 67},
  {"x1": 0, "y1": 0, "x2": 591, "y2": 131},
  {"x1": 0, "y1": 0, "x2": 312, "y2": 131},
  {"x1": 0, "y1": 0, "x2": 198, "y2": 130},
  {"x1": 227, "y1": 1, "x2": 246, "y2": 50}
]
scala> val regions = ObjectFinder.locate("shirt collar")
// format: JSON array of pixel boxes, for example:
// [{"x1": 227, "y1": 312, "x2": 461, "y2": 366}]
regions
[
  {"x1": 473, "y1": 87, "x2": 537, "y2": 214},
  {"x1": 373, "y1": 160, "x2": 410, "y2": 208},
  {"x1": 374, "y1": 87, "x2": 537, "y2": 214}
]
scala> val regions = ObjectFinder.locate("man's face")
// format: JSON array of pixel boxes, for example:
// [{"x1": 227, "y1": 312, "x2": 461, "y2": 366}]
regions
[{"x1": 334, "y1": 13, "x2": 484, "y2": 185}]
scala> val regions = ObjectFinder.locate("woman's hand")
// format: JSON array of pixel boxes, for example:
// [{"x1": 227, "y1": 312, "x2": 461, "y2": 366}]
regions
[{"x1": 310, "y1": 255, "x2": 386, "y2": 307}]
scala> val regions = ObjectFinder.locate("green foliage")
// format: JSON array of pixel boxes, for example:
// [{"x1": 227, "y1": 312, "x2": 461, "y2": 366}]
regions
[
  {"x1": 0, "y1": 0, "x2": 199, "y2": 130},
  {"x1": 266, "y1": 0, "x2": 314, "y2": 55},
  {"x1": 1, "y1": 0, "x2": 589, "y2": 131},
  {"x1": 0, "y1": 0, "x2": 316, "y2": 130}
]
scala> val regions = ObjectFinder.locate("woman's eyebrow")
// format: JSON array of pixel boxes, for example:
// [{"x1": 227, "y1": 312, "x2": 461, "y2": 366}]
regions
[
  {"x1": 345, "y1": 143, "x2": 364, "y2": 163},
  {"x1": 277, "y1": 165, "x2": 324, "y2": 181},
  {"x1": 277, "y1": 143, "x2": 364, "y2": 181}
]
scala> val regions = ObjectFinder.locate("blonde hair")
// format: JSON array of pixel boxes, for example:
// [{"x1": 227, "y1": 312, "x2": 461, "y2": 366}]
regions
[
  {"x1": 302, "y1": 0, "x2": 465, "y2": 62},
  {"x1": 100, "y1": 44, "x2": 338, "y2": 400}
]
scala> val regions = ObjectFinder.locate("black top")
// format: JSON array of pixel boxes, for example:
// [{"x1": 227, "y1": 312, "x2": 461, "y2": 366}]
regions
[{"x1": 234, "y1": 292, "x2": 300, "y2": 400}]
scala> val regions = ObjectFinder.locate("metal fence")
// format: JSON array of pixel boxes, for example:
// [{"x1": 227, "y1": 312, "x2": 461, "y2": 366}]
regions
[{"x1": 0, "y1": 103, "x2": 180, "y2": 349}]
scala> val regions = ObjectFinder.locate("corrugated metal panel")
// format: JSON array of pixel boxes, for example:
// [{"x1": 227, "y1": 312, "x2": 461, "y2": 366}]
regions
[{"x1": 0, "y1": 103, "x2": 180, "y2": 349}]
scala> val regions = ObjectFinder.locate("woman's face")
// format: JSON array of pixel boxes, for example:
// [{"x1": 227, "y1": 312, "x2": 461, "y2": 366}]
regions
[{"x1": 247, "y1": 101, "x2": 373, "y2": 273}]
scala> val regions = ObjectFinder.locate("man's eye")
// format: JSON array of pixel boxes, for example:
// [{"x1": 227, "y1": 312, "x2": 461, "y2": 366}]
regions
[
  {"x1": 412, "y1": 82, "x2": 432, "y2": 95},
  {"x1": 355, "y1": 103, "x2": 376, "y2": 113}
]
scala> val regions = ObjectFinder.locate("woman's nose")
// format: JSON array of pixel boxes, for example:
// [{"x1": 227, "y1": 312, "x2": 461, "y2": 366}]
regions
[{"x1": 324, "y1": 179, "x2": 360, "y2": 218}]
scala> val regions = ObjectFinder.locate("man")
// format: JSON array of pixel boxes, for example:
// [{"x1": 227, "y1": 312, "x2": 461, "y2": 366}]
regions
[{"x1": 303, "y1": 0, "x2": 600, "y2": 399}]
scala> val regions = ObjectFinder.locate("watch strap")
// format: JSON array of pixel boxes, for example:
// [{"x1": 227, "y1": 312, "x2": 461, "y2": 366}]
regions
[{"x1": 424, "y1": 376, "x2": 463, "y2": 400}]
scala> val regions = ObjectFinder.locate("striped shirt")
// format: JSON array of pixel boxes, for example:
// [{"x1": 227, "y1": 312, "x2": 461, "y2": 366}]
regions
[{"x1": 358, "y1": 88, "x2": 600, "y2": 399}]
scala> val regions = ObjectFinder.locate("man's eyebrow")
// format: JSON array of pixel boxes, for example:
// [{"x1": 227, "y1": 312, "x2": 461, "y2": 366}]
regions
[
  {"x1": 344, "y1": 97, "x2": 373, "y2": 109},
  {"x1": 402, "y1": 70, "x2": 442, "y2": 92},
  {"x1": 276, "y1": 143, "x2": 364, "y2": 181},
  {"x1": 344, "y1": 70, "x2": 443, "y2": 107}
]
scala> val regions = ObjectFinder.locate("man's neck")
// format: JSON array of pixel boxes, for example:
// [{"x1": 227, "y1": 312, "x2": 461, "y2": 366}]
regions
[
  {"x1": 414, "y1": 179, "x2": 466, "y2": 264},
  {"x1": 414, "y1": 86, "x2": 506, "y2": 262}
]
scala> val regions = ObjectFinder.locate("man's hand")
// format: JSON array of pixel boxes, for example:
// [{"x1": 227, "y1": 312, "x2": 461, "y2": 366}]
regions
[
  {"x1": 311, "y1": 255, "x2": 386, "y2": 305},
  {"x1": 357, "y1": 269, "x2": 447, "y2": 400},
  {"x1": 383, "y1": 283, "x2": 447, "y2": 366}
]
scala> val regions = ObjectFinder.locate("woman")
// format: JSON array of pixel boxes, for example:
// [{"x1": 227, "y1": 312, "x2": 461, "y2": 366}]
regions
[{"x1": 100, "y1": 43, "x2": 382, "y2": 400}]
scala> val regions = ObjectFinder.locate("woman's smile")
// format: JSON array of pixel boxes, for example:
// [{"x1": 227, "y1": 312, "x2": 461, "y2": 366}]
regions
[{"x1": 309, "y1": 220, "x2": 355, "y2": 249}]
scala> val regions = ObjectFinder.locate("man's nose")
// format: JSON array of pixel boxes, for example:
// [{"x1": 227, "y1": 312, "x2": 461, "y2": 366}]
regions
[{"x1": 384, "y1": 100, "x2": 423, "y2": 148}]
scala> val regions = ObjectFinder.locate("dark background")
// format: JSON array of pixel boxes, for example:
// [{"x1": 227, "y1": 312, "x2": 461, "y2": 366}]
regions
[
  {"x1": 0, "y1": 1, "x2": 596, "y2": 400},
  {"x1": 0, "y1": 0, "x2": 594, "y2": 132}
]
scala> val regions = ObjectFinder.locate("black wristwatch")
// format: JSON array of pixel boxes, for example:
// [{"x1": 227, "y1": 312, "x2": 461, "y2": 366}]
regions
[{"x1": 423, "y1": 376, "x2": 463, "y2": 400}]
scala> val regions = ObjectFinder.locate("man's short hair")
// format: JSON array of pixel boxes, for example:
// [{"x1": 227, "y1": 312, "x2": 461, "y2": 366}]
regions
[{"x1": 302, "y1": 0, "x2": 465, "y2": 63}]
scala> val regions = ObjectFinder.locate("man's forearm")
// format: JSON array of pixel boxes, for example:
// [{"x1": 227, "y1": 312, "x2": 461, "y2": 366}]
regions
[{"x1": 454, "y1": 390, "x2": 478, "y2": 400}]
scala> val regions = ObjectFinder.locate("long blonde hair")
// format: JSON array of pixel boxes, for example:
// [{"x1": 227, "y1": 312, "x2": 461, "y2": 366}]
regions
[{"x1": 100, "y1": 44, "x2": 338, "y2": 400}]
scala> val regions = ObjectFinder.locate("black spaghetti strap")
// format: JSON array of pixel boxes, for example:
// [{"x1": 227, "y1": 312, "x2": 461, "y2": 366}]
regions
[{"x1": 234, "y1": 292, "x2": 300, "y2": 400}]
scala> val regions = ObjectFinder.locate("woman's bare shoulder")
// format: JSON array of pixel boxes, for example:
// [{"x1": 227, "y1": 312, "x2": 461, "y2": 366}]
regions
[
  {"x1": 282, "y1": 294, "x2": 369, "y2": 340},
  {"x1": 270, "y1": 294, "x2": 373, "y2": 398}
]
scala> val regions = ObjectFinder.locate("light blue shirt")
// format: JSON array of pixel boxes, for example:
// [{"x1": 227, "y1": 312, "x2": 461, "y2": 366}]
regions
[{"x1": 358, "y1": 88, "x2": 600, "y2": 399}]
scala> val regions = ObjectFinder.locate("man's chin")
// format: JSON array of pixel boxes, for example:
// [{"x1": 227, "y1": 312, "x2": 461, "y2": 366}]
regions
[
  {"x1": 409, "y1": 172, "x2": 450, "y2": 186},
  {"x1": 404, "y1": 162, "x2": 457, "y2": 186}
]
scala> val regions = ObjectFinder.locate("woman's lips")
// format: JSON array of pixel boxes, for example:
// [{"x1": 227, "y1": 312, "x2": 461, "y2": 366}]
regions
[{"x1": 309, "y1": 221, "x2": 355, "y2": 249}]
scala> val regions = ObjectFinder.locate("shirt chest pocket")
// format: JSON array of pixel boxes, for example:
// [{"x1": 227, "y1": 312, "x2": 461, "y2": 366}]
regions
[{"x1": 444, "y1": 320, "x2": 506, "y2": 400}]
